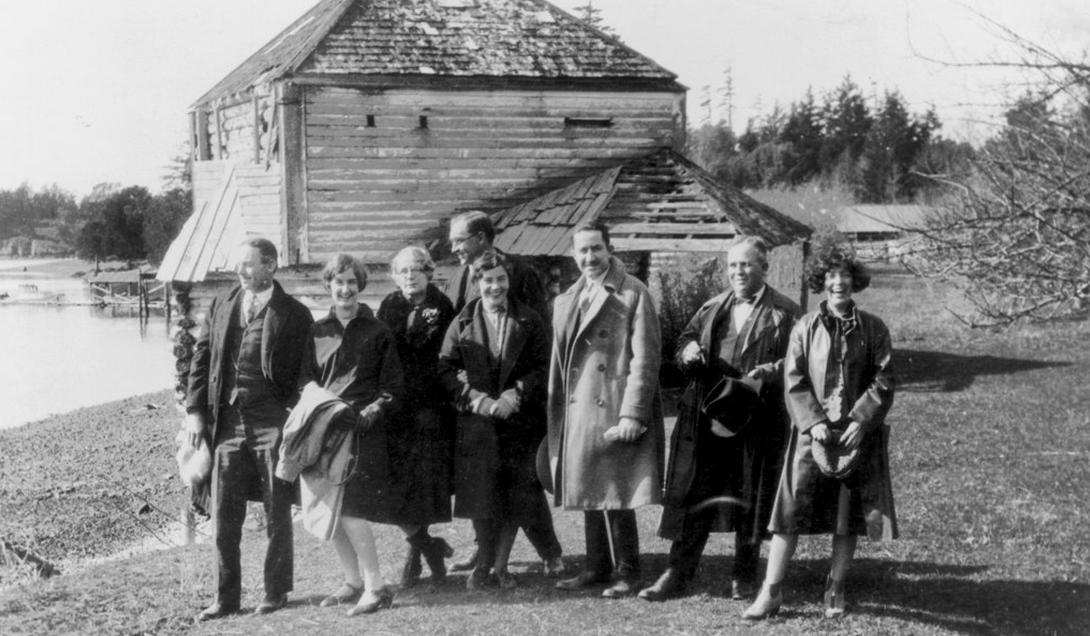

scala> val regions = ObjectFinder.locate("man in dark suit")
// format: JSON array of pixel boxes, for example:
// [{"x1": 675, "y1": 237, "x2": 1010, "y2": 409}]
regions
[
  {"x1": 639, "y1": 236, "x2": 800, "y2": 602},
  {"x1": 448, "y1": 210, "x2": 550, "y2": 320},
  {"x1": 184, "y1": 238, "x2": 313, "y2": 621},
  {"x1": 446, "y1": 210, "x2": 563, "y2": 576}
]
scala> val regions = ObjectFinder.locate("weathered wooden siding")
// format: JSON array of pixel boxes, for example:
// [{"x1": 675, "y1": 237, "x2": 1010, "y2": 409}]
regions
[
  {"x1": 301, "y1": 85, "x2": 684, "y2": 263},
  {"x1": 190, "y1": 160, "x2": 284, "y2": 262},
  {"x1": 201, "y1": 92, "x2": 276, "y2": 163}
]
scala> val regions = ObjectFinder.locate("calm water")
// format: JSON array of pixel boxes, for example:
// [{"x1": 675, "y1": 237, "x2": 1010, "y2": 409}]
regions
[{"x1": 0, "y1": 261, "x2": 174, "y2": 429}]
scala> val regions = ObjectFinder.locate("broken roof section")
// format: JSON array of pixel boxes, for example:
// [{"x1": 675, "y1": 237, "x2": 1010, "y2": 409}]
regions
[
  {"x1": 492, "y1": 149, "x2": 813, "y2": 255},
  {"x1": 195, "y1": 0, "x2": 680, "y2": 106}
]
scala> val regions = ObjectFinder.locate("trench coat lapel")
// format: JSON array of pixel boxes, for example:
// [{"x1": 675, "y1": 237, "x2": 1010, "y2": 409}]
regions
[
  {"x1": 698, "y1": 291, "x2": 733, "y2": 352},
  {"x1": 572, "y1": 257, "x2": 627, "y2": 344},
  {"x1": 554, "y1": 284, "x2": 581, "y2": 369},
  {"x1": 742, "y1": 291, "x2": 780, "y2": 356}
]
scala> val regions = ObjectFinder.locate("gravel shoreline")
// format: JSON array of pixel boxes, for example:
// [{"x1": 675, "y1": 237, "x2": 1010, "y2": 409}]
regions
[{"x1": 0, "y1": 389, "x2": 187, "y2": 574}]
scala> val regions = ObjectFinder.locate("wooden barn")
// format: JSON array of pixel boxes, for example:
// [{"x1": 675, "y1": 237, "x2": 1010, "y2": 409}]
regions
[{"x1": 157, "y1": 0, "x2": 687, "y2": 308}]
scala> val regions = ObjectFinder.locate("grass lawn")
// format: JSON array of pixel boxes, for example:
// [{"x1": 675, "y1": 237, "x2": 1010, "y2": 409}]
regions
[{"x1": 2, "y1": 263, "x2": 1089, "y2": 634}]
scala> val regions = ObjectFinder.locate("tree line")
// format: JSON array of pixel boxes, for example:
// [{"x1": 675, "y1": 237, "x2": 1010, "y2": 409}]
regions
[
  {"x1": 686, "y1": 76, "x2": 976, "y2": 204},
  {"x1": 0, "y1": 181, "x2": 190, "y2": 268}
]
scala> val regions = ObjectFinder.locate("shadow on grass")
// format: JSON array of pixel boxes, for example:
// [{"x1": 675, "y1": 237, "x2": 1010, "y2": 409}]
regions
[
  {"x1": 895, "y1": 348, "x2": 1070, "y2": 392},
  {"x1": 679, "y1": 555, "x2": 1088, "y2": 635}
]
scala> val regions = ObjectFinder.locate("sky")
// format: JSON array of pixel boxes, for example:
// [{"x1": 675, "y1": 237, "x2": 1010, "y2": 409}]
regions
[{"x1": 0, "y1": 0, "x2": 1086, "y2": 197}]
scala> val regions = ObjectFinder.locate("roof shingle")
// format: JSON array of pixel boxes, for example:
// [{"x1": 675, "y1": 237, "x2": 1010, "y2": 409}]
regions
[{"x1": 196, "y1": 0, "x2": 679, "y2": 106}]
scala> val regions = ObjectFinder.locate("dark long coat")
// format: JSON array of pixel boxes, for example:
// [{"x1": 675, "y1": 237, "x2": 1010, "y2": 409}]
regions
[
  {"x1": 437, "y1": 298, "x2": 549, "y2": 523},
  {"x1": 185, "y1": 281, "x2": 313, "y2": 508},
  {"x1": 300, "y1": 304, "x2": 404, "y2": 522},
  {"x1": 546, "y1": 257, "x2": 664, "y2": 510},
  {"x1": 770, "y1": 303, "x2": 897, "y2": 540},
  {"x1": 187, "y1": 281, "x2": 313, "y2": 445},
  {"x1": 659, "y1": 287, "x2": 800, "y2": 542},
  {"x1": 376, "y1": 284, "x2": 457, "y2": 525}
]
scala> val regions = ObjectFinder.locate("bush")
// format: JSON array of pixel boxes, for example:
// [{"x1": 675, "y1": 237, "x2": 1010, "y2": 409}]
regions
[{"x1": 654, "y1": 255, "x2": 723, "y2": 388}]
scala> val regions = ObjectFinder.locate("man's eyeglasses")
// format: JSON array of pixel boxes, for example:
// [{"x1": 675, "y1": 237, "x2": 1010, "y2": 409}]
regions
[{"x1": 394, "y1": 266, "x2": 430, "y2": 277}]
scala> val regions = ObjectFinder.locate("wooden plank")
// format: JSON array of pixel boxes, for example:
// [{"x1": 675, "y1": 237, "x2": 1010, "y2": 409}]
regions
[
  {"x1": 611, "y1": 237, "x2": 737, "y2": 252},
  {"x1": 280, "y1": 82, "x2": 306, "y2": 265},
  {"x1": 307, "y1": 87, "x2": 680, "y2": 110},
  {"x1": 252, "y1": 93, "x2": 261, "y2": 164},
  {"x1": 609, "y1": 222, "x2": 738, "y2": 236}
]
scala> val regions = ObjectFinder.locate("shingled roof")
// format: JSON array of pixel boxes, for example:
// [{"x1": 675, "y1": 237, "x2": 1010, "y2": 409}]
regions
[
  {"x1": 196, "y1": 0, "x2": 680, "y2": 106},
  {"x1": 492, "y1": 148, "x2": 813, "y2": 255}
]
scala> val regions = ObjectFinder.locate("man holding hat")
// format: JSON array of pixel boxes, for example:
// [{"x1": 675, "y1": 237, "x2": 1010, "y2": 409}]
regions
[
  {"x1": 184, "y1": 238, "x2": 313, "y2": 621},
  {"x1": 640, "y1": 236, "x2": 800, "y2": 602}
]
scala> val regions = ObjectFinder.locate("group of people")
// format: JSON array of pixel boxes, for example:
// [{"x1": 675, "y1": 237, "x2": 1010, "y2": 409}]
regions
[{"x1": 182, "y1": 210, "x2": 896, "y2": 623}]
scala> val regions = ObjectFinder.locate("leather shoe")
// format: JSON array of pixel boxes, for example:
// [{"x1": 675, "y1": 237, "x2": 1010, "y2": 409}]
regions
[
  {"x1": 495, "y1": 569, "x2": 518, "y2": 590},
  {"x1": 602, "y1": 576, "x2": 639, "y2": 599},
  {"x1": 195, "y1": 602, "x2": 238, "y2": 622},
  {"x1": 253, "y1": 593, "x2": 288, "y2": 615},
  {"x1": 347, "y1": 588, "x2": 393, "y2": 616},
  {"x1": 731, "y1": 578, "x2": 756, "y2": 600},
  {"x1": 450, "y1": 548, "x2": 478, "y2": 573},
  {"x1": 742, "y1": 583, "x2": 783, "y2": 620},
  {"x1": 320, "y1": 582, "x2": 363, "y2": 607},
  {"x1": 542, "y1": 556, "x2": 565, "y2": 577},
  {"x1": 638, "y1": 568, "x2": 688, "y2": 602},
  {"x1": 555, "y1": 570, "x2": 611, "y2": 591},
  {"x1": 466, "y1": 567, "x2": 494, "y2": 591}
]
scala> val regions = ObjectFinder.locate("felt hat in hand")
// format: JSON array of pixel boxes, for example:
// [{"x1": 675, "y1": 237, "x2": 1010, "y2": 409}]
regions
[
  {"x1": 175, "y1": 429, "x2": 212, "y2": 487},
  {"x1": 700, "y1": 375, "x2": 762, "y2": 438},
  {"x1": 812, "y1": 428, "x2": 864, "y2": 479}
]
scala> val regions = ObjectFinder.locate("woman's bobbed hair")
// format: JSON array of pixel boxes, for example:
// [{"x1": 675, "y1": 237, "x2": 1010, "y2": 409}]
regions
[
  {"x1": 322, "y1": 253, "x2": 368, "y2": 291},
  {"x1": 805, "y1": 246, "x2": 871, "y2": 294}
]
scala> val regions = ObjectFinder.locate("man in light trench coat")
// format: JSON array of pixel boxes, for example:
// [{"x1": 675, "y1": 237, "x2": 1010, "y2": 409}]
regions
[{"x1": 547, "y1": 221, "x2": 665, "y2": 598}]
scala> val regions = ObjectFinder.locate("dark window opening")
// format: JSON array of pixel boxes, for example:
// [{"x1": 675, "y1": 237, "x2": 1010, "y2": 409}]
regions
[
  {"x1": 366, "y1": 114, "x2": 376, "y2": 128},
  {"x1": 418, "y1": 115, "x2": 429, "y2": 129},
  {"x1": 564, "y1": 116, "x2": 613, "y2": 128}
]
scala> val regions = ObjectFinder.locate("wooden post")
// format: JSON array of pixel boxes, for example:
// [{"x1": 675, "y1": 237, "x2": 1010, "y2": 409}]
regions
[
  {"x1": 181, "y1": 505, "x2": 195, "y2": 546},
  {"x1": 252, "y1": 91, "x2": 261, "y2": 164},
  {"x1": 214, "y1": 103, "x2": 223, "y2": 160},
  {"x1": 165, "y1": 282, "x2": 172, "y2": 326},
  {"x1": 196, "y1": 111, "x2": 211, "y2": 161},
  {"x1": 279, "y1": 82, "x2": 307, "y2": 265}
]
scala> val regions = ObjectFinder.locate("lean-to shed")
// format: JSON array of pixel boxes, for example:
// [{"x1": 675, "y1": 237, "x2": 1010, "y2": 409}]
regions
[
  {"x1": 492, "y1": 148, "x2": 813, "y2": 305},
  {"x1": 158, "y1": 0, "x2": 686, "y2": 292}
]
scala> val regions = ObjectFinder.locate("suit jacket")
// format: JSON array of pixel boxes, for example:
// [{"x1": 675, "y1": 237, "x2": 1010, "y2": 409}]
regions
[
  {"x1": 186, "y1": 280, "x2": 314, "y2": 445},
  {"x1": 451, "y1": 248, "x2": 549, "y2": 321},
  {"x1": 659, "y1": 286, "x2": 800, "y2": 540},
  {"x1": 546, "y1": 256, "x2": 664, "y2": 510}
]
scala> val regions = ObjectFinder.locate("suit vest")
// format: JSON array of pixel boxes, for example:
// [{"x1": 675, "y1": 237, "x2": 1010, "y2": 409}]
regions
[{"x1": 223, "y1": 304, "x2": 273, "y2": 407}]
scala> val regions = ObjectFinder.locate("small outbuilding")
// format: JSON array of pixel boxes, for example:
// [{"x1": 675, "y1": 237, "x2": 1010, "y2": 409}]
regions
[{"x1": 493, "y1": 148, "x2": 812, "y2": 305}]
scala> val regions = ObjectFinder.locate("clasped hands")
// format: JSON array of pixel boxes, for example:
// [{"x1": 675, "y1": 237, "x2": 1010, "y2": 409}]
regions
[
  {"x1": 476, "y1": 388, "x2": 521, "y2": 420},
  {"x1": 809, "y1": 420, "x2": 864, "y2": 451}
]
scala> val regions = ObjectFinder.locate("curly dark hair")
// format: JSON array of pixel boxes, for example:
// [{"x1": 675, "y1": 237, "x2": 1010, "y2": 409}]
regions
[
  {"x1": 805, "y1": 246, "x2": 871, "y2": 294},
  {"x1": 469, "y1": 250, "x2": 512, "y2": 284}
]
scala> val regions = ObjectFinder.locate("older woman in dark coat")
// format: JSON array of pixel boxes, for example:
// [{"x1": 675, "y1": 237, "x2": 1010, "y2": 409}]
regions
[
  {"x1": 376, "y1": 245, "x2": 457, "y2": 586},
  {"x1": 744, "y1": 247, "x2": 896, "y2": 620},
  {"x1": 438, "y1": 251, "x2": 552, "y2": 591}
]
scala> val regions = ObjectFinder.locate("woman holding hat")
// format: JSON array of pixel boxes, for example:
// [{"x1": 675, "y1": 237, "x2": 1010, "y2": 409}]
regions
[{"x1": 744, "y1": 246, "x2": 896, "y2": 620}]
